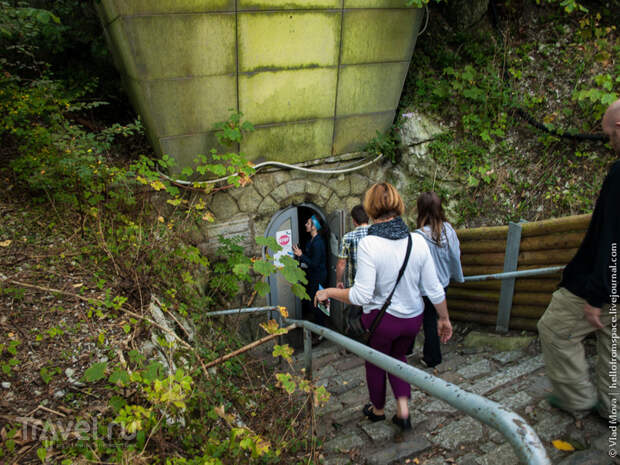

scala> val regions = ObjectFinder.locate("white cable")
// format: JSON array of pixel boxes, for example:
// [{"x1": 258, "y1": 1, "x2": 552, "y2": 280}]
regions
[
  {"x1": 418, "y1": 4, "x2": 430, "y2": 36},
  {"x1": 161, "y1": 153, "x2": 384, "y2": 186}
]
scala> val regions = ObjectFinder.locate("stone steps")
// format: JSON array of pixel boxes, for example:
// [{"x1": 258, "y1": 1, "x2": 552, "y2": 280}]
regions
[{"x1": 296, "y1": 330, "x2": 610, "y2": 464}]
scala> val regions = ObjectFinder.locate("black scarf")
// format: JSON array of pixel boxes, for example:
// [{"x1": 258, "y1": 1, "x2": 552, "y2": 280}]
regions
[{"x1": 367, "y1": 216, "x2": 409, "y2": 240}]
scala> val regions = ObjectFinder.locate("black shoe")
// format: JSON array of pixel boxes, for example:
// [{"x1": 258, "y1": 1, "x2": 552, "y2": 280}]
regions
[
  {"x1": 362, "y1": 403, "x2": 385, "y2": 422},
  {"x1": 420, "y1": 359, "x2": 439, "y2": 369},
  {"x1": 392, "y1": 414, "x2": 412, "y2": 431}
]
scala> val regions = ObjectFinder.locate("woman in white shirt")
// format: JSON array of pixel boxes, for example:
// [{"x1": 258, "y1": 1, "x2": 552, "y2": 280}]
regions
[{"x1": 315, "y1": 183, "x2": 452, "y2": 431}]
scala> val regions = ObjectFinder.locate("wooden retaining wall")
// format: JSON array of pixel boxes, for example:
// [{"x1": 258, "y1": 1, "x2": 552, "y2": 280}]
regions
[{"x1": 449, "y1": 214, "x2": 591, "y2": 331}]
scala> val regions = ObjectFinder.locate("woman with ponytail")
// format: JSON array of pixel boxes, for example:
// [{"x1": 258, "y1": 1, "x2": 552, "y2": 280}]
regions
[{"x1": 414, "y1": 191, "x2": 464, "y2": 368}]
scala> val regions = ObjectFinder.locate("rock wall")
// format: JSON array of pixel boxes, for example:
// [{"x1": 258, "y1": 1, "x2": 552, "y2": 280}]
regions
[{"x1": 197, "y1": 162, "x2": 381, "y2": 258}]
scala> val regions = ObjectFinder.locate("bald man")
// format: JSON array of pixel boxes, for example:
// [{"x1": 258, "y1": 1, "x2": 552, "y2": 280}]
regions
[{"x1": 538, "y1": 99, "x2": 620, "y2": 419}]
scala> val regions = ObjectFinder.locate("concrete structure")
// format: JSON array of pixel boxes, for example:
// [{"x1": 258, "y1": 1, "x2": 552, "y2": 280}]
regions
[{"x1": 96, "y1": 0, "x2": 424, "y2": 168}]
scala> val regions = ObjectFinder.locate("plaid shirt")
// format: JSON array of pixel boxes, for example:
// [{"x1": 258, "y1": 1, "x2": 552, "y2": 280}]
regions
[{"x1": 337, "y1": 225, "x2": 369, "y2": 287}]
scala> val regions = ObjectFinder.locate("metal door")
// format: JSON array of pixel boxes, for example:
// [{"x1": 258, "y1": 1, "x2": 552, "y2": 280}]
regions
[{"x1": 265, "y1": 206, "x2": 300, "y2": 321}]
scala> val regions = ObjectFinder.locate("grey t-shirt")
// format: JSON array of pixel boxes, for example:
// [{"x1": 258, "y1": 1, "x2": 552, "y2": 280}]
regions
[{"x1": 416, "y1": 222, "x2": 464, "y2": 289}]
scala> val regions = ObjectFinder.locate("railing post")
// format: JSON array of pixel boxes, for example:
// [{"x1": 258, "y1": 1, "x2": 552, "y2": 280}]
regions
[
  {"x1": 496, "y1": 221, "x2": 523, "y2": 332},
  {"x1": 303, "y1": 328, "x2": 312, "y2": 380}
]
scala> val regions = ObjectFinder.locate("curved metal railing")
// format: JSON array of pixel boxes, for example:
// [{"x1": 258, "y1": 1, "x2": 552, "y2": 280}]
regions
[
  {"x1": 287, "y1": 318, "x2": 550, "y2": 465},
  {"x1": 205, "y1": 300, "x2": 551, "y2": 465}
]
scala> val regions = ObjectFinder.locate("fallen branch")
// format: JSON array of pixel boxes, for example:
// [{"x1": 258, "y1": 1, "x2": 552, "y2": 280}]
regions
[
  {"x1": 2, "y1": 278, "x2": 211, "y2": 379},
  {"x1": 204, "y1": 324, "x2": 296, "y2": 370}
]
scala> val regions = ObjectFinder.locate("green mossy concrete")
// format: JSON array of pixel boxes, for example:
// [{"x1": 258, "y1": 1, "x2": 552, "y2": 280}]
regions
[
  {"x1": 341, "y1": 9, "x2": 421, "y2": 64},
  {"x1": 337, "y1": 62, "x2": 409, "y2": 116},
  {"x1": 239, "y1": 0, "x2": 341, "y2": 10},
  {"x1": 99, "y1": 0, "x2": 423, "y2": 168},
  {"x1": 115, "y1": 14, "x2": 236, "y2": 80},
  {"x1": 239, "y1": 68, "x2": 337, "y2": 125},
  {"x1": 463, "y1": 331, "x2": 535, "y2": 352},
  {"x1": 333, "y1": 111, "x2": 395, "y2": 154},
  {"x1": 241, "y1": 120, "x2": 334, "y2": 163},
  {"x1": 96, "y1": 0, "x2": 236, "y2": 25},
  {"x1": 159, "y1": 133, "x2": 236, "y2": 170},
  {"x1": 344, "y1": 0, "x2": 411, "y2": 7},
  {"x1": 238, "y1": 12, "x2": 340, "y2": 72},
  {"x1": 144, "y1": 76, "x2": 237, "y2": 138}
]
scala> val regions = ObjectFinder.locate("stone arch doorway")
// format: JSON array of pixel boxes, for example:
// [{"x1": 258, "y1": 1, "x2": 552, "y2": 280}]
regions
[{"x1": 264, "y1": 202, "x2": 346, "y2": 346}]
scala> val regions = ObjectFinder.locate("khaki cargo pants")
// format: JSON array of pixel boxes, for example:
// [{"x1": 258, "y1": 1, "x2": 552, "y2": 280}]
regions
[{"x1": 538, "y1": 287, "x2": 617, "y2": 417}]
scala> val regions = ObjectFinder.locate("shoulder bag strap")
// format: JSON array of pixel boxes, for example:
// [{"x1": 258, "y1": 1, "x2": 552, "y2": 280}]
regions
[{"x1": 366, "y1": 234, "x2": 413, "y2": 342}]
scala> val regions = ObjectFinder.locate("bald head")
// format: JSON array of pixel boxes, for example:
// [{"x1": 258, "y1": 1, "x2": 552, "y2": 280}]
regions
[{"x1": 603, "y1": 99, "x2": 620, "y2": 155}]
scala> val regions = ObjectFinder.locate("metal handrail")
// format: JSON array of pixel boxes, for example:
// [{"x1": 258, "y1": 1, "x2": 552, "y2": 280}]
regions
[
  {"x1": 202, "y1": 266, "x2": 562, "y2": 463},
  {"x1": 204, "y1": 306, "x2": 279, "y2": 317},
  {"x1": 288, "y1": 318, "x2": 550, "y2": 465},
  {"x1": 463, "y1": 266, "x2": 565, "y2": 282}
]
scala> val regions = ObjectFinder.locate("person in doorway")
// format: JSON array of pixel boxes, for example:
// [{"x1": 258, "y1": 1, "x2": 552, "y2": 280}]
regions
[
  {"x1": 412, "y1": 192, "x2": 464, "y2": 367},
  {"x1": 537, "y1": 98, "x2": 620, "y2": 419},
  {"x1": 293, "y1": 215, "x2": 328, "y2": 334},
  {"x1": 315, "y1": 183, "x2": 452, "y2": 431},
  {"x1": 336, "y1": 204, "x2": 370, "y2": 289}
]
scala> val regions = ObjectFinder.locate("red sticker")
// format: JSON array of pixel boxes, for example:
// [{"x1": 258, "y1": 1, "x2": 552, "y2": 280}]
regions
[{"x1": 278, "y1": 234, "x2": 290, "y2": 246}]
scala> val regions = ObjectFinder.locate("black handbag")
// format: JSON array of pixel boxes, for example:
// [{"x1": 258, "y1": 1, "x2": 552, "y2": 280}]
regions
[{"x1": 349, "y1": 234, "x2": 413, "y2": 345}]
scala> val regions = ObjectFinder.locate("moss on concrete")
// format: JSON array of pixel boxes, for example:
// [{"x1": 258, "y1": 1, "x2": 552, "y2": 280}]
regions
[
  {"x1": 344, "y1": 0, "x2": 412, "y2": 7},
  {"x1": 119, "y1": 14, "x2": 236, "y2": 80},
  {"x1": 159, "y1": 132, "x2": 233, "y2": 171},
  {"x1": 241, "y1": 119, "x2": 334, "y2": 163},
  {"x1": 337, "y1": 62, "x2": 409, "y2": 116},
  {"x1": 145, "y1": 75, "x2": 237, "y2": 137},
  {"x1": 238, "y1": 11, "x2": 340, "y2": 72},
  {"x1": 333, "y1": 111, "x2": 395, "y2": 153},
  {"x1": 341, "y1": 9, "x2": 421, "y2": 64},
  {"x1": 100, "y1": 0, "x2": 235, "y2": 23},
  {"x1": 99, "y1": 0, "x2": 423, "y2": 167},
  {"x1": 239, "y1": 0, "x2": 340, "y2": 9},
  {"x1": 239, "y1": 68, "x2": 337, "y2": 125}
]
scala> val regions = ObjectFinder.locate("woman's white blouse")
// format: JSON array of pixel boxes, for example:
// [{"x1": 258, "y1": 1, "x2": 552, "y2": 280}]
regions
[{"x1": 348, "y1": 233, "x2": 445, "y2": 318}]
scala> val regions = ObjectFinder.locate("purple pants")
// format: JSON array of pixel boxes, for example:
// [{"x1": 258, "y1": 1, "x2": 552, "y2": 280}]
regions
[{"x1": 361, "y1": 310, "x2": 423, "y2": 409}]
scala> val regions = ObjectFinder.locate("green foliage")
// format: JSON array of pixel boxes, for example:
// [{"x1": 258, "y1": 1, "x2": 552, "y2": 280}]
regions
[
  {"x1": 402, "y1": 0, "x2": 618, "y2": 222},
  {"x1": 573, "y1": 73, "x2": 620, "y2": 120},
  {"x1": 364, "y1": 126, "x2": 401, "y2": 163},
  {"x1": 0, "y1": 340, "x2": 20, "y2": 377},
  {"x1": 535, "y1": 0, "x2": 587, "y2": 13},
  {"x1": 83, "y1": 362, "x2": 107, "y2": 383}
]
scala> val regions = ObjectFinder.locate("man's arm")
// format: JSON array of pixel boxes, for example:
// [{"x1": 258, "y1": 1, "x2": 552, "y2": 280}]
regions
[{"x1": 336, "y1": 258, "x2": 346, "y2": 289}]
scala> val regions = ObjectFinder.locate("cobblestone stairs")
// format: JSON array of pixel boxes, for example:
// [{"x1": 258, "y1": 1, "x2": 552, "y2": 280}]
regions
[{"x1": 295, "y1": 324, "x2": 616, "y2": 465}]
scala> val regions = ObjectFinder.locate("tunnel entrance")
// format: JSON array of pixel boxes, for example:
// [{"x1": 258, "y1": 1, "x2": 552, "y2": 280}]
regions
[{"x1": 264, "y1": 203, "x2": 345, "y2": 347}]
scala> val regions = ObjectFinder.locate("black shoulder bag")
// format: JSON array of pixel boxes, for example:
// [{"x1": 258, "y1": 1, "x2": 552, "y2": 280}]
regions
[{"x1": 359, "y1": 234, "x2": 413, "y2": 345}]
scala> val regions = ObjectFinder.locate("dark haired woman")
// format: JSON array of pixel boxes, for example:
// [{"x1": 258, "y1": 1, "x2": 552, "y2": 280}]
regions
[
  {"x1": 415, "y1": 191, "x2": 464, "y2": 368},
  {"x1": 315, "y1": 183, "x2": 452, "y2": 431},
  {"x1": 293, "y1": 215, "x2": 328, "y2": 330}
]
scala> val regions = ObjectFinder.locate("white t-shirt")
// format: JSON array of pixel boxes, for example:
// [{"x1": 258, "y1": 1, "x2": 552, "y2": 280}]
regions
[{"x1": 348, "y1": 233, "x2": 445, "y2": 318}]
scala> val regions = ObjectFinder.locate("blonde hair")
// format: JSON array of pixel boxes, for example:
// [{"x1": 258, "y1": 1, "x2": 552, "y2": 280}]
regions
[{"x1": 363, "y1": 183, "x2": 404, "y2": 220}]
